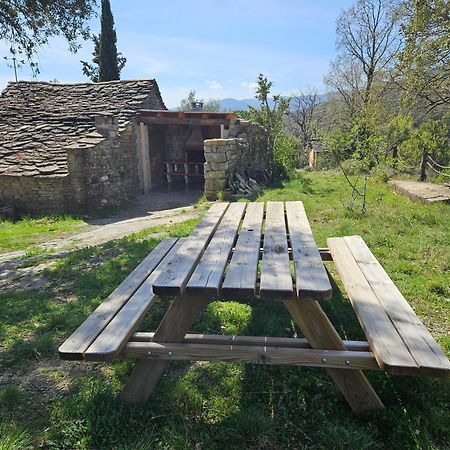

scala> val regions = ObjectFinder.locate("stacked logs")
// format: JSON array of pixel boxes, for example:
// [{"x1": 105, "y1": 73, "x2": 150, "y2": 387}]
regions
[{"x1": 226, "y1": 169, "x2": 270, "y2": 196}]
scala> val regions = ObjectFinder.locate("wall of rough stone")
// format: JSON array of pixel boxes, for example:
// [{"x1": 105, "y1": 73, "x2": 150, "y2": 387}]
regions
[
  {"x1": 0, "y1": 175, "x2": 70, "y2": 215},
  {"x1": 0, "y1": 115, "x2": 142, "y2": 215},
  {"x1": 66, "y1": 116, "x2": 140, "y2": 211},
  {"x1": 203, "y1": 119, "x2": 267, "y2": 200},
  {"x1": 228, "y1": 118, "x2": 268, "y2": 170}
]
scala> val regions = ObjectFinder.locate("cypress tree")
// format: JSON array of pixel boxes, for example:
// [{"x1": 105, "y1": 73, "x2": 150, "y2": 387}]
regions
[{"x1": 98, "y1": 0, "x2": 120, "y2": 81}]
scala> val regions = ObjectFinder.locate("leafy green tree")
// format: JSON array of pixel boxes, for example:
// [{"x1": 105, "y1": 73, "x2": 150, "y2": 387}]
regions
[
  {"x1": 248, "y1": 74, "x2": 290, "y2": 180},
  {"x1": 397, "y1": 0, "x2": 450, "y2": 112},
  {"x1": 382, "y1": 114, "x2": 414, "y2": 166},
  {"x1": 398, "y1": 117, "x2": 449, "y2": 181},
  {"x1": 1, "y1": 0, "x2": 96, "y2": 76},
  {"x1": 178, "y1": 90, "x2": 220, "y2": 112}
]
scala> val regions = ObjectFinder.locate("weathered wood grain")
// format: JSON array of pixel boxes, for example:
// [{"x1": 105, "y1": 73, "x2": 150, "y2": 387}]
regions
[
  {"x1": 187, "y1": 202, "x2": 246, "y2": 295},
  {"x1": 328, "y1": 237, "x2": 419, "y2": 374},
  {"x1": 283, "y1": 298, "x2": 385, "y2": 412},
  {"x1": 58, "y1": 238, "x2": 177, "y2": 360},
  {"x1": 123, "y1": 342, "x2": 381, "y2": 371},
  {"x1": 84, "y1": 240, "x2": 185, "y2": 361},
  {"x1": 119, "y1": 294, "x2": 210, "y2": 404},
  {"x1": 285, "y1": 201, "x2": 332, "y2": 300},
  {"x1": 152, "y1": 203, "x2": 229, "y2": 295},
  {"x1": 260, "y1": 202, "x2": 294, "y2": 299},
  {"x1": 129, "y1": 332, "x2": 371, "y2": 351},
  {"x1": 221, "y1": 202, "x2": 265, "y2": 297},
  {"x1": 344, "y1": 235, "x2": 450, "y2": 377}
]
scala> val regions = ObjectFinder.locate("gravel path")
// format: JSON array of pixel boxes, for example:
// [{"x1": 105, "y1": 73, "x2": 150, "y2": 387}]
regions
[{"x1": 1, "y1": 182, "x2": 205, "y2": 291}]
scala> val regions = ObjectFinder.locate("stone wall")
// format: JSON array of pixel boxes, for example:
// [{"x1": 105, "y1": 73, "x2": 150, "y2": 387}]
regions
[
  {"x1": 67, "y1": 115, "x2": 140, "y2": 211},
  {"x1": 204, "y1": 119, "x2": 267, "y2": 200},
  {"x1": 0, "y1": 175, "x2": 70, "y2": 215},
  {"x1": 0, "y1": 115, "x2": 141, "y2": 215}
]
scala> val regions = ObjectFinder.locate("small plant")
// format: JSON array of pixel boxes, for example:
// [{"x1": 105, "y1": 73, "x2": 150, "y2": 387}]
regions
[{"x1": 0, "y1": 424, "x2": 32, "y2": 450}]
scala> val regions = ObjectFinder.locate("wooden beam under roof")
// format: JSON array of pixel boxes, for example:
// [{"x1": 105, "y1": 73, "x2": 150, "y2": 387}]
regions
[{"x1": 135, "y1": 109, "x2": 236, "y2": 126}]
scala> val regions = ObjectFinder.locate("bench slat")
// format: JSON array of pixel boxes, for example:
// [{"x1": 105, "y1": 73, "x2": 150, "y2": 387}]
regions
[
  {"x1": 285, "y1": 201, "x2": 332, "y2": 300},
  {"x1": 187, "y1": 202, "x2": 246, "y2": 295},
  {"x1": 58, "y1": 238, "x2": 178, "y2": 360},
  {"x1": 152, "y1": 203, "x2": 229, "y2": 295},
  {"x1": 344, "y1": 235, "x2": 450, "y2": 376},
  {"x1": 84, "y1": 239, "x2": 185, "y2": 361},
  {"x1": 260, "y1": 202, "x2": 293, "y2": 299},
  {"x1": 328, "y1": 237, "x2": 418, "y2": 374},
  {"x1": 221, "y1": 202, "x2": 264, "y2": 297}
]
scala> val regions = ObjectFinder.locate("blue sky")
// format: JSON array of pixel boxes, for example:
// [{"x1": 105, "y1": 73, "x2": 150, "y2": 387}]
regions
[{"x1": 0, "y1": 0, "x2": 355, "y2": 108}]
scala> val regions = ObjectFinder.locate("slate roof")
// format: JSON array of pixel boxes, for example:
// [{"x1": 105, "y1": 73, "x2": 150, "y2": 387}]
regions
[{"x1": 0, "y1": 79, "x2": 166, "y2": 177}]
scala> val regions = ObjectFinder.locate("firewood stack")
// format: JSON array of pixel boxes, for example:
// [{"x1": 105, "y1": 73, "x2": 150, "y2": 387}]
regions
[{"x1": 226, "y1": 169, "x2": 270, "y2": 196}]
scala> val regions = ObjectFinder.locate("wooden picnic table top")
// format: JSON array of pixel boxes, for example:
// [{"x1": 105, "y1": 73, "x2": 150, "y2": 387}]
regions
[{"x1": 152, "y1": 201, "x2": 332, "y2": 300}]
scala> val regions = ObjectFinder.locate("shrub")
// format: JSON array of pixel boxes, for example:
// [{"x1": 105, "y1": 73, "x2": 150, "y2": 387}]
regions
[{"x1": 273, "y1": 132, "x2": 300, "y2": 180}]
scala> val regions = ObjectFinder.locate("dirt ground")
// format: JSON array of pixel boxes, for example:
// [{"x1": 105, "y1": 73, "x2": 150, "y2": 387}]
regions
[{"x1": 0, "y1": 181, "x2": 205, "y2": 292}]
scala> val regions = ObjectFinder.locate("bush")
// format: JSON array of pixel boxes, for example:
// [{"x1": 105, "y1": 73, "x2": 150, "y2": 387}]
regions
[
  {"x1": 371, "y1": 163, "x2": 397, "y2": 182},
  {"x1": 273, "y1": 132, "x2": 300, "y2": 180},
  {"x1": 339, "y1": 158, "x2": 367, "y2": 175}
]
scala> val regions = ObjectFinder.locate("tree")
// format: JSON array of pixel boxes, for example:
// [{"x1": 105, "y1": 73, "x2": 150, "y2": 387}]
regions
[
  {"x1": 248, "y1": 74, "x2": 291, "y2": 180},
  {"x1": 288, "y1": 90, "x2": 322, "y2": 149},
  {"x1": 398, "y1": 117, "x2": 449, "y2": 181},
  {"x1": 325, "y1": 0, "x2": 401, "y2": 115},
  {"x1": 397, "y1": 0, "x2": 450, "y2": 112},
  {"x1": 81, "y1": 0, "x2": 126, "y2": 82},
  {"x1": 178, "y1": 90, "x2": 220, "y2": 112},
  {"x1": 322, "y1": 0, "x2": 402, "y2": 212},
  {"x1": 0, "y1": 0, "x2": 96, "y2": 76}
]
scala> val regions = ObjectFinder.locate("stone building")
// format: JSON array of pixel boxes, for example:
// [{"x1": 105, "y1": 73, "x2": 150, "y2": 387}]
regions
[
  {"x1": 0, "y1": 79, "x2": 167, "y2": 214},
  {"x1": 0, "y1": 79, "x2": 268, "y2": 215}
]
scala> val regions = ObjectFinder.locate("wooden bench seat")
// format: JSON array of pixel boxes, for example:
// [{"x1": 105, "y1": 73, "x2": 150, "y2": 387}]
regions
[
  {"x1": 328, "y1": 235, "x2": 450, "y2": 377},
  {"x1": 59, "y1": 238, "x2": 181, "y2": 362}
]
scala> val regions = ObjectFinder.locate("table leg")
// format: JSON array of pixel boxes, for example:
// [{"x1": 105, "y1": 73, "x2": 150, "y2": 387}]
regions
[
  {"x1": 283, "y1": 298, "x2": 384, "y2": 413},
  {"x1": 119, "y1": 294, "x2": 210, "y2": 404}
]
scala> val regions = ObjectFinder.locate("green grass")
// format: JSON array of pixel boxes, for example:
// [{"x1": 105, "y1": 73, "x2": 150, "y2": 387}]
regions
[
  {"x1": 0, "y1": 215, "x2": 88, "y2": 253},
  {"x1": 0, "y1": 172, "x2": 449, "y2": 449}
]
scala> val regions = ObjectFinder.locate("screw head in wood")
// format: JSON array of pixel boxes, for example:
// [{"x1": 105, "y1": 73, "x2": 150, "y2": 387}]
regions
[
  {"x1": 345, "y1": 360, "x2": 351, "y2": 366},
  {"x1": 321, "y1": 358, "x2": 327, "y2": 363},
  {"x1": 168, "y1": 351, "x2": 173, "y2": 356}
]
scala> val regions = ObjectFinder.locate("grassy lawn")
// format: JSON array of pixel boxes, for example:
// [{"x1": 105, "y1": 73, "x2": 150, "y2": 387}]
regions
[
  {"x1": 0, "y1": 172, "x2": 449, "y2": 449},
  {"x1": 0, "y1": 216, "x2": 89, "y2": 253}
]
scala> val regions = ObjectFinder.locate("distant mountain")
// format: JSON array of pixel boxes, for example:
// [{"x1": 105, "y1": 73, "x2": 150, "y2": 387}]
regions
[
  {"x1": 169, "y1": 94, "x2": 327, "y2": 112},
  {"x1": 219, "y1": 98, "x2": 266, "y2": 111},
  {"x1": 219, "y1": 94, "x2": 327, "y2": 112}
]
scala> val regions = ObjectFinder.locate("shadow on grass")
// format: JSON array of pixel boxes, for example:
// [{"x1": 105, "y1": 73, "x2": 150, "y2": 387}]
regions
[
  {"x1": 41, "y1": 291, "x2": 450, "y2": 449},
  {"x1": 2, "y1": 224, "x2": 450, "y2": 449}
]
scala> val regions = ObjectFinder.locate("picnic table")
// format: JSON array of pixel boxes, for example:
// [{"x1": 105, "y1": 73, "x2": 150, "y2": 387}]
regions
[{"x1": 59, "y1": 201, "x2": 450, "y2": 413}]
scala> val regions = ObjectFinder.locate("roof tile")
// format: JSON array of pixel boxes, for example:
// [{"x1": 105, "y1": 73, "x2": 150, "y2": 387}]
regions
[{"x1": 0, "y1": 79, "x2": 166, "y2": 177}]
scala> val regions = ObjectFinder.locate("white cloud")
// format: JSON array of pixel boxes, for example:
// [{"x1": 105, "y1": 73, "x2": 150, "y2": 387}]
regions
[
  {"x1": 240, "y1": 81, "x2": 258, "y2": 90},
  {"x1": 206, "y1": 80, "x2": 222, "y2": 90}
]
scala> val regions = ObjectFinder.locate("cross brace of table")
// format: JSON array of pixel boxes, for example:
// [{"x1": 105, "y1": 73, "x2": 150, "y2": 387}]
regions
[{"x1": 119, "y1": 293, "x2": 384, "y2": 413}]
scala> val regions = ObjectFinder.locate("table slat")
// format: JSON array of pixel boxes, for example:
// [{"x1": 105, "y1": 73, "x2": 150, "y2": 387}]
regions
[
  {"x1": 152, "y1": 202, "x2": 229, "y2": 295},
  {"x1": 221, "y1": 202, "x2": 264, "y2": 297},
  {"x1": 285, "y1": 201, "x2": 332, "y2": 300},
  {"x1": 328, "y1": 237, "x2": 418, "y2": 373},
  {"x1": 344, "y1": 235, "x2": 450, "y2": 376},
  {"x1": 187, "y1": 202, "x2": 246, "y2": 295},
  {"x1": 84, "y1": 239, "x2": 185, "y2": 361},
  {"x1": 58, "y1": 238, "x2": 177, "y2": 360},
  {"x1": 260, "y1": 201, "x2": 293, "y2": 299}
]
